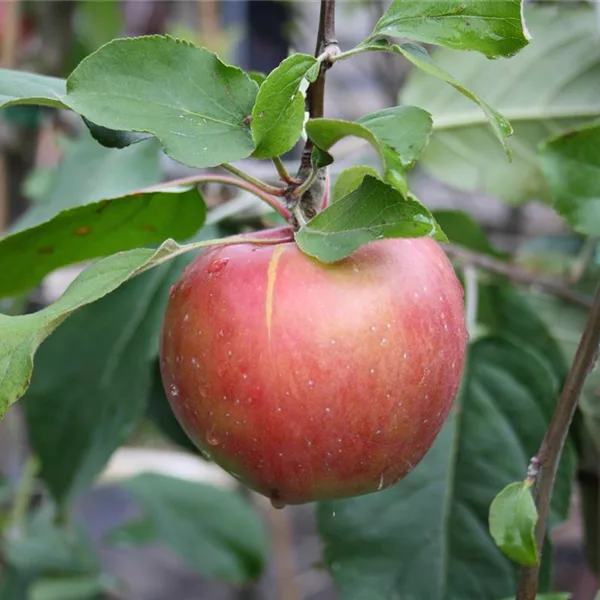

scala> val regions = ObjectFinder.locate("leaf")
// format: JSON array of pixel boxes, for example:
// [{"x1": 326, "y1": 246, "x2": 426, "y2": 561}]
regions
[
  {"x1": 333, "y1": 166, "x2": 381, "y2": 202},
  {"x1": 0, "y1": 69, "x2": 68, "y2": 110},
  {"x1": 248, "y1": 71, "x2": 267, "y2": 87},
  {"x1": 489, "y1": 482, "x2": 538, "y2": 566},
  {"x1": 12, "y1": 130, "x2": 163, "y2": 233},
  {"x1": 0, "y1": 231, "x2": 271, "y2": 420},
  {"x1": 295, "y1": 175, "x2": 446, "y2": 263},
  {"x1": 251, "y1": 53, "x2": 317, "y2": 158},
  {"x1": 432, "y1": 209, "x2": 503, "y2": 257},
  {"x1": 318, "y1": 337, "x2": 573, "y2": 600},
  {"x1": 107, "y1": 517, "x2": 158, "y2": 548},
  {"x1": 356, "y1": 106, "x2": 433, "y2": 169},
  {"x1": 401, "y1": 3, "x2": 600, "y2": 206},
  {"x1": 29, "y1": 576, "x2": 114, "y2": 600},
  {"x1": 124, "y1": 473, "x2": 269, "y2": 583},
  {"x1": 390, "y1": 42, "x2": 513, "y2": 157},
  {"x1": 0, "y1": 186, "x2": 206, "y2": 298},
  {"x1": 539, "y1": 121, "x2": 600, "y2": 236},
  {"x1": 367, "y1": 0, "x2": 530, "y2": 58},
  {"x1": 65, "y1": 36, "x2": 258, "y2": 168},
  {"x1": 499, "y1": 595, "x2": 571, "y2": 600},
  {"x1": 83, "y1": 117, "x2": 155, "y2": 150},
  {"x1": 23, "y1": 258, "x2": 190, "y2": 503},
  {"x1": 3, "y1": 506, "x2": 98, "y2": 574}
]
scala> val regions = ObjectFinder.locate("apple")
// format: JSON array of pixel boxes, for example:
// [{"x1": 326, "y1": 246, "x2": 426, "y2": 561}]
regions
[{"x1": 159, "y1": 231, "x2": 467, "y2": 506}]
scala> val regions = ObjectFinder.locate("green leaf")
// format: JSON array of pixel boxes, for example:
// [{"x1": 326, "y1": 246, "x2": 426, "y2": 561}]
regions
[
  {"x1": 251, "y1": 53, "x2": 317, "y2": 158},
  {"x1": 0, "y1": 186, "x2": 206, "y2": 298},
  {"x1": 489, "y1": 481, "x2": 538, "y2": 566},
  {"x1": 3, "y1": 506, "x2": 98, "y2": 574},
  {"x1": 24, "y1": 258, "x2": 189, "y2": 503},
  {"x1": 356, "y1": 106, "x2": 433, "y2": 169},
  {"x1": 83, "y1": 117, "x2": 155, "y2": 150},
  {"x1": 295, "y1": 175, "x2": 446, "y2": 263},
  {"x1": 0, "y1": 69, "x2": 68, "y2": 110},
  {"x1": 0, "y1": 231, "x2": 267, "y2": 419},
  {"x1": 28, "y1": 576, "x2": 114, "y2": 600},
  {"x1": 539, "y1": 122, "x2": 600, "y2": 236},
  {"x1": 367, "y1": 0, "x2": 530, "y2": 58},
  {"x1": 66, "y1": 36, "x2": 258, "y2": 168},
  {"x1": 124, "y1": 473, "x2": 269, "y2": 583},
  {"x1": 333, "y1": 166, "x2": 381, "y2": 202},
  {"x1": 12, "y1": 131, "x2": 162, "y2": 233},
  {"x1": 318, "y1": 337, "x2": 573, "y2": 600},
  {"x1": 432, "y1": 209, "x2": 503, "y2": 257},
  {"x1": 248, "y1": 71, "x2": 267, "y2": 87},
  {"x1": 390, "y1": 42, "x2": 513, "y2": 157},
  {"x1": 401, "y1": 3, "x2": 600, "y2": 206},
  {"x1": 0, "y1": 566, "x2": 32, "y2": 600},
  {"x1": 107, "y1": 517, "x2": 158, "y2": 548}
]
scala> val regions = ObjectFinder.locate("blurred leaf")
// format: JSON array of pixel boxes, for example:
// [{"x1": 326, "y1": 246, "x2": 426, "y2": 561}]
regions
[
  {"x1": 3, "y1": 506, "x2": 98, "y2": 574},
  {"x1": 0, "y1": 186, "x2": 206, "y2": 298},
  {"x1": 333, "y1": 166, "x2": 381, "y2": 201},
  {"x1": 489, "y1": 481, "x2": 538, "y2": 566},
  {"x1": 147, "y1": 360, "x2": 201, "y2": 455},
  {"x1": 24, "y1": 258, "x2": 190, "y2": 503},
  {"x1": 318, "y1": 337, "x2": 573, "y2": 600},
  {"x1": 539, "y1": 121, "x2": 600, "y2": 236},
  {"x1": 295, "y1": 175, "x2": 446, "y2": 263},
  {"x1": 366, "y1": 0, "x2": 530, "y2": 58},
  {"x1": 401, "y1": 3, "x2": 600, "y2": 205},
  {"x1": 0, "y1": 566, "x2": 33, "y2": 600},
  {"x1": 29, "y1": 575, "x2": 114, "y2": 600},
  {"x1": 390, "y1": 42, "x2": 513, "y2": 157},
  {"x1": 107, "y1": 517, "x2": 158, "y2": 548},
  {"x1": 251, "y1": 53, "x2": 317, "y2": 158},
  {"x1": 432, "y1": 209, "x2": 502, "y2": 256},
  {"x1": 75, "y1": 0, "x2": 122, "y2": 51},
  {"x1": 0, "y1": 69, "x2": 67, "y2": 109},
  {"x1": 66, "y1": 36, "x2": 258, "y2": 168},
  {"x1": 124, "y1": 473, "x2": 269, "y2": 583},
  {"x1": 12, "y1": 131, "x2": 162, "y2": 233},
  {"x1": 499, "y1": 595, "x2": 571, "y2": 600}
]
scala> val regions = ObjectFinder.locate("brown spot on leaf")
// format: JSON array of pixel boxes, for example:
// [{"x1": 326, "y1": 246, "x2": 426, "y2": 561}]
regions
[
  {"x1": 143, "y1": 224, "x2": 157, "y2": 232},
  {"x1": 243, "y1": 115, "x2": 252, "y2": 126},
  {"x1": 259, "y1": 111, "x2": 265, "y2": 119},
  {"x1": 74, "y1": 226, "x2": 91, "y2": 236},
  {"x1": 37, "y1": 247, "x2": 54, "y2": 255}
]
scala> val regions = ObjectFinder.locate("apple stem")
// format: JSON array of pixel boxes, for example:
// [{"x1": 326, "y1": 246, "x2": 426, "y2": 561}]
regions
[
  {"x1": 140, "y1": 172, "x2": 292, "y2": 221},
  {"x1": 221, "y1": 162, "x2": 287, "y2": 197},
  {"x1": 515, "y1": 278, "x2": 600, "y2": 600},
  {"x1": 272, "y1": 156, "x2": 299, "y2": 185}
]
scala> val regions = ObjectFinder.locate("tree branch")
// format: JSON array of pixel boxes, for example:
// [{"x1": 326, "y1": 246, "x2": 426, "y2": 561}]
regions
[
  {"x1": 443, "y1": 244, "x2": 593, "y2": 309},
  {"x1": 515, "y1": 278, "x2": 600, "y2": 600}
]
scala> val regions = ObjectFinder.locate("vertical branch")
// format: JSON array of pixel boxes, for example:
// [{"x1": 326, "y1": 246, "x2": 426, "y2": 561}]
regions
[
  {"x1": 295, "y1": 0, "x2": 338, "y2": 221},
  {"x1": 516, "y1": 278, "x2": 600, "y2": 600}
]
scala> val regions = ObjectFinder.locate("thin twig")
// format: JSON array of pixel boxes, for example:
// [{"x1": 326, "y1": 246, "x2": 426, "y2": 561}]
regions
[
  {"x1": 516, "y1": 278, "x2": 600, "y2": 600},
  {"x1": 221, "y1": 163, "x2": 287, "y2": 197},
  {"x1": 443, "y1": 244, "x2": 593, "y2": 309},
  {"x1": 141, "y1": 173, "x2": 291, "y2": 220}
]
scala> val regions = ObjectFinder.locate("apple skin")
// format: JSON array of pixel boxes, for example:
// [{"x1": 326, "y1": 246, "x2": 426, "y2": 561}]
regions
[{"x1": 160, "y1": 234, "x2": 467, "y2": 506}]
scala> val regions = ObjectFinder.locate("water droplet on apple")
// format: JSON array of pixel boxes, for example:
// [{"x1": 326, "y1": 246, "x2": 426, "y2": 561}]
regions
[
  {"x1": 307, "y1": 379, "x2": 315, "y2": 388},
  {"x1": 403, "y1": 351, "x2": 409, "y2": 360},
  {"x1": 169, "y1": 384, "x2": 179, "y2": 397},
  {"x1": 276, "y1": 407, "x2": 282, "y2": 413},
  {"x1": 325, "y1": 407, "x2": 331, "y2": 413},
  {"x1": 183, "y1": 313, "x2": 190, "y2": 322},
  {"x1": 208, "y1": 257, "x2": 229, "y2": 276},
  {"x1": 206, "y1": 432, "x2": 219, "y2": 446},
  {"x1": 370, "y1": 325, "x2": 377, "y2": 332},
  {"x1": 330, "y1": 338, "x2": 336, "y2": 345},
  {"x1": 370, "y1": 368, "x2": 376, "y2": 375},
  {"x1": 380, "y1": 337, "x2": 389, "y2": 347},
  {"x1": 242, "y1": 373, "x2": 248, "y2": 380}
]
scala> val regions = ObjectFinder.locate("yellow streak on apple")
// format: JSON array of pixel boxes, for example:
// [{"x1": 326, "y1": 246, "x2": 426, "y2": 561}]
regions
[{"x1": 265, "y1": 244, "x2": 287, "y2": 344}]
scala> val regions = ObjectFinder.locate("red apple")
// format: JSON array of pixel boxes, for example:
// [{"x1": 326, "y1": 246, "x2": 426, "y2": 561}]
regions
[{"x1": 159, "y1": 232, "x2": 467, "y2": 506}]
